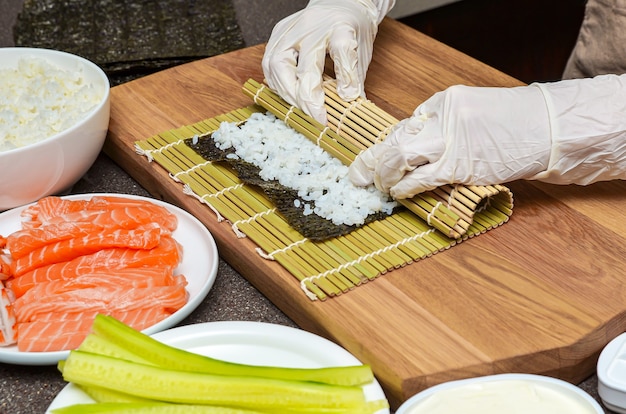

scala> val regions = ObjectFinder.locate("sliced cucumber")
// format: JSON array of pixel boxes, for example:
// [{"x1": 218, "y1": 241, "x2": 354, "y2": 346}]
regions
[
  {"x1": 89, "y1": 314, "x2": 373, "y2": 386},
  {"x1": 61, "y1": 350, "x2": 372, "y2": 412},
  {"x1": 79, "y1": 384, "x2": 154, "y2": 403},
  {"x1": 51, "y1": 402, "x2": 265, "y2": 414},
  {"x1": 78, "y1": 332, "x2": 152, "y2": 365}
]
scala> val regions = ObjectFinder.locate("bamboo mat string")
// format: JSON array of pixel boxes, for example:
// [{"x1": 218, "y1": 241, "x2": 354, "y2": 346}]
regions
[
  {"x1": 182, "y1": 184, "x2": 225, "y2": 222},
  {"x1": 135, "y1": 142, "x2": 167, "y2": 162},
  {"x1": 284, "y1": 106, "x2": 295, "y2": 123},
  {"x1": 257, "y1": 238, "x2": 309, "y2": 260},
  {"x1": 376, "y1": 125, "x2": 394, "y2": 143},
  {"x1": 231, "y1": 208, "x2": 277, "y2": 238},
  {"x1": 171, "y1": 160, "x2": 212, "y2": 182}
]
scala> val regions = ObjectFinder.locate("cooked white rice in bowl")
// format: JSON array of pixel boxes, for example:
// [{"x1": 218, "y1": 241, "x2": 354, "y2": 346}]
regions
[{"x1": 0, "y1": 55, "x2": 105, "y2": 152}]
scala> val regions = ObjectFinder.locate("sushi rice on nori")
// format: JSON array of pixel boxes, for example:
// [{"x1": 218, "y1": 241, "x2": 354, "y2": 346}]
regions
[{"x1": 186, "y1": 112, "x2": 399, "y2": 240}]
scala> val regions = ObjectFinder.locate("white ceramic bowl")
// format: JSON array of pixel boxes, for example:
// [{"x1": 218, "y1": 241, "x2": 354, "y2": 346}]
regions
[
  {"x1": 0, "y1": 47, "x2": 110, "y2": 210},
  {"x1": 396, "y1": 373, "x2": 604, "y2": 414},
  {"x1": 597, "y1": 332, "x2": 626, "y2": 413}
]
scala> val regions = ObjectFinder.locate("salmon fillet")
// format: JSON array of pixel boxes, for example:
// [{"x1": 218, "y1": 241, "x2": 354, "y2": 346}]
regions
[
  {"x1": 20, "y1": 197, "x2": 89, "y2": 228},
  {"x1": 17, "y1": 306, "x2": 177, "y2": 352},
  {"x1": 12, "y1": 268, "x2": 179, "y2": 311},
  {"x1": 15, "y1": 284, "x2": 188, "y2": 323},
  {"x1": 10, "y1": 224, "x2": 163, "y2": 277},
  {"x1": 17, "y1": 318, "x2": 93, "y2": 352},
  {"x1": 6, "y1": 235, "x2": 182, "y2": 298},
  {"x1": 2, "y1": 195, "x2": 190, "y2": 352},
  {"x1": 19, "y1": 196, "x2": 177, "y2": 231}
]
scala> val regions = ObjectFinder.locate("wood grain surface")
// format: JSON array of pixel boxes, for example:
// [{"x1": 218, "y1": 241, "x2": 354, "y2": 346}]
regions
[{"x1": 103, "y1": 18, "x2": 626, "y2": 410}]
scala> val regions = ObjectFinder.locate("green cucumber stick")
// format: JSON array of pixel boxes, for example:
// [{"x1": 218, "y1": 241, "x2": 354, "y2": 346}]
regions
[
  {"x1": 89, "y1": 314, "x2": 374, "y2": 386},
  {"x1": 61, "y1": 350, "x2": 370, "y2": 412},
  {"x1": 51, "y1": 402, "x2": 266, "y2": 414},
  {"x1": 78, "y1": 384, "x2": 155, "y2": 404},
  {"x1": 77, "y1": 332, "x2": 152, "y2": 365}
]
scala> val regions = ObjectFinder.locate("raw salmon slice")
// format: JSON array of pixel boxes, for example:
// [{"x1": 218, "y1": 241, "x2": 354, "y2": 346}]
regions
[
  {"x1": 0, "y1": 254, "x2": 11, "y2": 281},
  {"x1": 17, "y1": 318, "x2": 94, "y2": 352},
  {"x1": 111, "y1": 284, "x2": 188, "y2": 313},
  {"x1": 12, "y1": 268, "x2": 180, "y2": 312},
  {"x1": 17, "y1": 306, "x2": 176, "y2": 352},
  {"x1": 6, "y1": 222, "x2": 104, "y2": 260},
  {"x1": 15, "y1": 284, "x2": 188, "y2": 323},
  {"x1": 43, "y1": 206, "x2": 177, "y2": 233},
  {"x1": 6, "y1": 236, "x2": 182, "y2": 298},
  {"x1": 33, "y1": 310, "x2": 100, "y2": 323},
  {"x1": 83, "y1": 198, "x2": 178, "y2": 230},
  {"x1": 11, "y1": 224, "x2": 163, "y2": 277},
  {"x1": 8, "y1": 204, "x2": 176, "y2": 261},
  {"x1": 112, "y1": 306, "x2": 174, "y2": 331},
  {"x1": 19, "y1": 196, "x2": 177, "y2": 231},
  {"x1": 20, "y1": 197, "x2": 89, "y2": 229}
]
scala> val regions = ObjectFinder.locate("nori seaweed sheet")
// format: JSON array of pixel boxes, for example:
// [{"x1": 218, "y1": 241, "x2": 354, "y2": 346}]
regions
[
  {"x1": 185, "y1": 135, "x2": 396, "y2": 241},
  {"x1": 14, "y1": 0, "x2": 245, "y2": 86}
]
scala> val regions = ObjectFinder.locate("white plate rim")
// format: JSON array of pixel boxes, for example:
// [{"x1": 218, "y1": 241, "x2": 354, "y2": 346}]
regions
[
  {"x1": 46, "y1": 320, "x2": 390, "y2": 413},
  {"x1": 0, "y1": 192, "x2": 218, "y2": 365}
]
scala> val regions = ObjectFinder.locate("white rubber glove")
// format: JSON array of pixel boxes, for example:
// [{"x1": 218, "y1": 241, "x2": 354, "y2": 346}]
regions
[
  {"x1": 262, "y1": 0, "x2": 395, "y2": 125},
  {"x1": 349, "y1": 74, "x2": 626, "y2": 199}
]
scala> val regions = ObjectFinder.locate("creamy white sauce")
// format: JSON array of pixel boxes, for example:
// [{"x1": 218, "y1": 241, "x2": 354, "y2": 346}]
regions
[{"x1": 405, "y1": 380, "x2": 596, "y2": 414}]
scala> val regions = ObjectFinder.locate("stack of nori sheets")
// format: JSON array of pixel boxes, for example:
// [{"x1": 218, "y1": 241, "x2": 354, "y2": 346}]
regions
[{"x1": 13, "y1": 0, "x2": 245, "y2": 85}]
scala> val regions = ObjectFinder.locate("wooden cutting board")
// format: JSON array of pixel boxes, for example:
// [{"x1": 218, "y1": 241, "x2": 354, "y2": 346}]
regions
[{"x1": 104, "y1": 18, "x2": 626, "y2": 410}]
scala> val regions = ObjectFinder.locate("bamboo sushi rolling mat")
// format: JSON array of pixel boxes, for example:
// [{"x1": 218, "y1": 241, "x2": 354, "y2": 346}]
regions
[{"x1": 135, "y1": 78, "x2": 514, "y2": 301}]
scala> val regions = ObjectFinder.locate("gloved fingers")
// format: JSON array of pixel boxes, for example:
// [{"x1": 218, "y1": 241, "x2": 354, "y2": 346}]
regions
[
  {"x1": 373, "y1": 145, "x2": 417, "y2": 193},
  {"x1": 262, "y1": 15, "x2": 303, "y2": 106},
  {"x1": 294, "y1": 39, "x2": 329, "y2": 124},
  {"x1": 262, "y1": 13, "x2": 329, "y2": 124},
  {"x1": 262, "y1": 47, "x2": 300, "y2": 107},
  {"x1": 389, "y1": 163, "x2": 449, "y2": 199},
  {"x1": 328, "y1": 25, "x2": 366, "y2": 101},
  {"x1": 349, "y1": 116, "x2": 446, "y2": 192},
  {"x1": 378, "y1": 119, "x2": 445, "y2": 169},
  {"x1": 348, "y1": 141, "x2": 391, "y2": 186}
]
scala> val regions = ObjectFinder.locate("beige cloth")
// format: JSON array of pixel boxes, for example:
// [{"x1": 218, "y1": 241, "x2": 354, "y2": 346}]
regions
[{"x1": 563, "y1": 0, "x2": 626, "y2": 79}]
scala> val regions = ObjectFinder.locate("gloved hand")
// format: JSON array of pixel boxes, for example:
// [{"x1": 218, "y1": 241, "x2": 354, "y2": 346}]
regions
[
  {"x1": 262, "y1": 0, "x2": 395, "y2": 125},
  {"x1": 349, "y1": 74, "x2": 626, "y2": 199}
]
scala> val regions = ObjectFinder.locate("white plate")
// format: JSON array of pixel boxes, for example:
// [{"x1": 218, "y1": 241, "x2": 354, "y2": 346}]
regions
[
  {"x1": 46, "y1": 321, "x2": 390, "y2": 413},
  {"x1": 0, "y1": 193, "x2": 218, "y2": 365}
]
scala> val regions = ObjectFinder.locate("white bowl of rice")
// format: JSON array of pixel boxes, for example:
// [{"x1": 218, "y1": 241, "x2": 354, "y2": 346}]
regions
[{"x1": 0, "y1": 47, "x2": 110, "y2": 210}]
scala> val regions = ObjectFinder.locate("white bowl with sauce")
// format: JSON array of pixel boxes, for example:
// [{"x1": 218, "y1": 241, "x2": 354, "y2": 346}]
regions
[
  {"x1": 598, "y1": 332, "x2": 626, "y2": 413},
  {"x1": 0, "y1": 47, "x2": 110, "y2": 210},
  {"x1": 396, "y1": 373, "x2": 604, "y2": 414}
]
